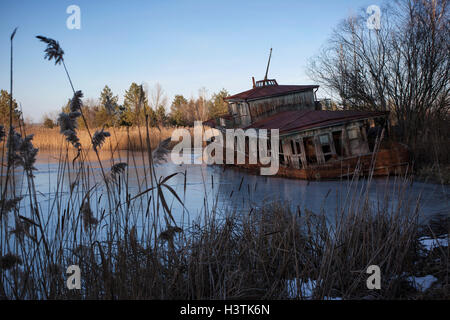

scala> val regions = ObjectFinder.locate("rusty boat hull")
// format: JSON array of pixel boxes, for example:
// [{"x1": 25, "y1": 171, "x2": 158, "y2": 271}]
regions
[{"x1": 228, "y1": 142, "x2": 410, "y2": 181}]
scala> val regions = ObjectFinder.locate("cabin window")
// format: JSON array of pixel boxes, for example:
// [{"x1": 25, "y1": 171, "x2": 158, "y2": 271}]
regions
[
  {"x1": 290, "y1": 140, "x2": 303, "y2": 155},
  {"x1": 348, "y1": 127, "x2": 366, "y2": 155},
  {"x1": 304, "y1": 137, "x2": 317, "y2": 164},
  {"x1": 290, "y1": 140, "x2": 296, "y2": 154},
  {"x1": 348, "y1": 128, "x2": 359, "y2": 140},
  {"x1": 295, "y1": 142, "x2": 302, "y2": 154},
  {"x1": 238, "y1": 103, "x2": 243, "y2": 116},
  {"x1": 289, "y1": 140, "x2": 297, "y2": 167},
  {"x1": 288, "y1": 139, "x2": 304, "y2": 168},
  {"x1": 230, "y1": 103, "x2": 237, "y2": 115},
  {"x1": 296, "y1": 141, "x2": 304, "y2": 168},
  {"x1": 319, "y1": 134, "x2": 330, "y2": 145},
  {"x1": 319, "y1": 133, "x2": 334, "y2": 162},
  {"x1": 279, "y1": 143, "x2": 285, "y2": 165},
  {"x1": 332, "y1": 131, "x2": 343, "y2": 157}
]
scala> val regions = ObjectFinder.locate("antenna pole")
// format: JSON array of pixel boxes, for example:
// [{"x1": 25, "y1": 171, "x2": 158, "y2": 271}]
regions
[{"x1": 264, "y1": 48, "x2": 272, "y2": 81}]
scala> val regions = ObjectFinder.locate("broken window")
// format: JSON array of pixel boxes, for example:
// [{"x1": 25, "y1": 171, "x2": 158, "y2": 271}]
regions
[
  {"x1": 348, "y1": 128, "x2": 359, "y2": 140},
  {"x1": 347, "y1": 127, "x2": 367, "y2": 155},
  {"x1": 279, "y1": 143, "x2": 285, "y2": 165},
  {"x1": 295, "y1": 141, "x2": 302, "y2": 155},
  {"x1": 304, "y1": 137, "x2": 317, "y2": 164},
  {"x1": 287, "y1": 139, "x2": 304, "y2": 169},
  {"x1": 332, "y1": 131, "x2": 343, "y2": 157},
  {"x1": 290, "y1": 140, "x2": 296, "y2": 154},
  {"x1": 319, "y1": 134, "x2": 334, "y2": 162}
]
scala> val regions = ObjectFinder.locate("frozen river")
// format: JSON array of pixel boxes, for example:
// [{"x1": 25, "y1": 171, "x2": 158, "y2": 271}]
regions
[{"x1": 8, "y1": 149, "x2": 447, "y2": 228}]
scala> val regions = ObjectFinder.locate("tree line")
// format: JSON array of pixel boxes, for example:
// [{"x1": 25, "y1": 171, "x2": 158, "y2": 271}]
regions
[
  {"x1": 39, "y1": 83, "x2": 229, "y2": 129},
  {"x1": 0, "y1": 90, "x2": 22, "y2": 126}
]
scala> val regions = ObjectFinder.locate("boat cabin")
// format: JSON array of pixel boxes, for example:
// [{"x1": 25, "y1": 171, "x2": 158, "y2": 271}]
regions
[
  {"x1": 245, "y1": 109, "x2": 387, "y2": 169},
  {"x1": 204, "y1": 49, "x2": 408, "y2": 179}
]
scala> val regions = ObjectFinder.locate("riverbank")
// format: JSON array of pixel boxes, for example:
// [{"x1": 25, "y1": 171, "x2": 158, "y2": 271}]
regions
[{"x1": 415, "y1": 164, "x2": 450, "y2": 185}]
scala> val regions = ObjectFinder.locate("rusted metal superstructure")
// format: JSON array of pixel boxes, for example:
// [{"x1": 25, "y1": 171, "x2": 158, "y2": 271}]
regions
[{"x1": 205, "y1": 51, "x2": 409, "y2": 180}]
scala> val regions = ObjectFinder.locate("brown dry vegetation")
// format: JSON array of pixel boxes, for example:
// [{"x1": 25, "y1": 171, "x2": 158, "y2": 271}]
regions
[{"x1": 24, "y1": 125, "x2": 184, "y2": 151}]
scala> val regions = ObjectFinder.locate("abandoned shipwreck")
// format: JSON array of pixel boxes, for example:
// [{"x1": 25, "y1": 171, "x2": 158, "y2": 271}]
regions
[{"x1": 204, "y1": 60, "x2": 409, "y2": 180}]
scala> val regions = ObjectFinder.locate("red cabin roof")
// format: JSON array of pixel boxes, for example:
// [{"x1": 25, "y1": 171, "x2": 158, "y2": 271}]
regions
[
  {"x1": 225, "y1": 85, "x2": 319, "y2": 101},
  {"x1": 245, "y1": 110, "x2": 388, "y2": 135}
]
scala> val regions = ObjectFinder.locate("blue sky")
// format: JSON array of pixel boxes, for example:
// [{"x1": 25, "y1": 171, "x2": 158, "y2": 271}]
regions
[{"x1": 0, "y1": 0, "x2": 383, "y2": 122}]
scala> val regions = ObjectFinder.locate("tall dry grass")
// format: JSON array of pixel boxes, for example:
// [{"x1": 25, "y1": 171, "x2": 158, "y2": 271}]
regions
[{"x1": 25, "y1": 125, "x2": 184, "y2": 151}]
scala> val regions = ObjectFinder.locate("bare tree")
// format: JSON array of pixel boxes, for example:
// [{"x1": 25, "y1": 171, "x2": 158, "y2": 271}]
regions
[
  {"x1": 195, "y1": 87, "x2": 210, "y2": 122},
  {"x1": 308, "y1": 0, "x2": 449, "y2": 151},
  {"x1": 148, "y1": 83, "x2": 168, "y2": 111}
]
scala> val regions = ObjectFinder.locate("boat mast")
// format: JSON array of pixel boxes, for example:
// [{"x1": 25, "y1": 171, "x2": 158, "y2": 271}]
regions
[{"x1": 264, "y1": 48, "x2": 272, "y2": 81}]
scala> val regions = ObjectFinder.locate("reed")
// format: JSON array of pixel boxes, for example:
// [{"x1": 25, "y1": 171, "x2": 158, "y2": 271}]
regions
[{"x1": 23, "y1": 125, "x2": 182, "y2": 151}]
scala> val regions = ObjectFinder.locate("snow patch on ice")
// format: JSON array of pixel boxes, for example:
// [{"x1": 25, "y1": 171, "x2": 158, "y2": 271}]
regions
[
  {"x1": 407, "y1": 275, "x2": 438, "y2": 292},
  {"x1": 324, "y1": 296, "x2": 343, "y2": 300},
  {"x1": 286, "y1": 279, "x2": 316, "y2": 299},
  {"x1": 419, "y1": 236, "x2": 448, "y2": 250}
]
